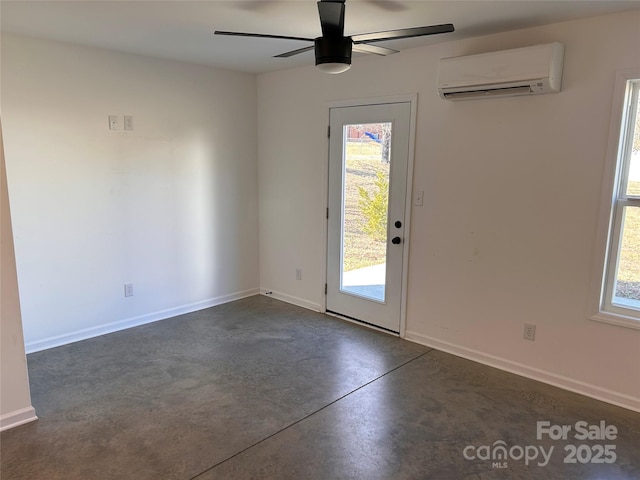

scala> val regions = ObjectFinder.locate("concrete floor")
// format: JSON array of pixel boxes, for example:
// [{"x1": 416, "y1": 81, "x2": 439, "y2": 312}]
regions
[{"x1": 1, "y1": 295, "x2": 639, "y2": 479}]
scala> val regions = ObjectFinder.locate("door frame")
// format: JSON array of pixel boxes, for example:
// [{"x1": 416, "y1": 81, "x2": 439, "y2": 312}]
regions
[{"x1": 320, "y1": 94, "x2": 418, "y2": 338}]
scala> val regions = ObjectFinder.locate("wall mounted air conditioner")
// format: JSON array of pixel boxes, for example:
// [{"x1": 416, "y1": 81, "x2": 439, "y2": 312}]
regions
[{"x1": 437, "y1": 42, "x2": 565, "y2": 101}]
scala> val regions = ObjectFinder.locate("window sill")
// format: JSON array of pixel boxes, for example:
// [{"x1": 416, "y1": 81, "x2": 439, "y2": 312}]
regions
[{"x1": 590, "y1": 311, "x2": 640, "y2": 330}]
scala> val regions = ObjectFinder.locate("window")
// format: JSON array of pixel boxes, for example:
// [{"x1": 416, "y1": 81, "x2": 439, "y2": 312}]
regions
[{"x1": 593, "y1": 74, "x2": 640, "y2": 328}]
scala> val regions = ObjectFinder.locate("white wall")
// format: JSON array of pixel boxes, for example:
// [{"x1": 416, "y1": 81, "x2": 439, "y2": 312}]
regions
[
  {"x1": 1, "y1": 35, "x2": 259, "y2": 351},
  {"x1": 1, "y1": 120, "x2": 37, "y2": 431},
  {"x1": 257, "y1": 11, "x2": 640, "y2": 410}
]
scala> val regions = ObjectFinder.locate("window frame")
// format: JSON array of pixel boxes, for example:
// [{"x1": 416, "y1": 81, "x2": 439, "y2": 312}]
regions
[{"x1": 590, "y1": 69, "x2": 640, "y2": 330}]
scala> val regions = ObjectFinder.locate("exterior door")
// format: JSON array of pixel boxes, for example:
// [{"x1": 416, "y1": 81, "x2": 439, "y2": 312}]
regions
[{"x1": 326, "y1": 102, "x2": 411, "y2": 332}]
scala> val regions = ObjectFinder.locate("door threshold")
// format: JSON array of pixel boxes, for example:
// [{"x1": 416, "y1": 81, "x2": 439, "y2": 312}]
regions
[{"x1": 325, "y1": 310, "x2": 399, "y2": 336}]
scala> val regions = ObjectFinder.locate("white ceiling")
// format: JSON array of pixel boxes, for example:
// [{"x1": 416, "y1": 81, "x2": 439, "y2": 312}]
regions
[{"x1": 2, "y1": 0, "x2": 639, "y2": 74}]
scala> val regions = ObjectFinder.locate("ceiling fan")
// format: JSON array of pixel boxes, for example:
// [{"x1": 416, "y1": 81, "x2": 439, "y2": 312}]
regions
[{"x1": 215, "y1": 0, "x2": 454, "y2": 74}]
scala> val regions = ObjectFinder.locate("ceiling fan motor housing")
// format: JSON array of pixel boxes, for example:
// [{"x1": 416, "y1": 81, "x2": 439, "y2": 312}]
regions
[{"x1": 314, "y1": 36, "x2": 352, "y2": 66}]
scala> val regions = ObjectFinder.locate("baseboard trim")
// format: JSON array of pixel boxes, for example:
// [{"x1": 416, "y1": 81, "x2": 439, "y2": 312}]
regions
[
  {"x1": 260, "y1": 289, "x2": 321, "y2": 312},
  {"x1": 25, "y1": 289, "x2": 260, "y2": 354},
  {"x1": 404, "y1": 330, "x2": 640, "y2": 413},
  {"x1": 0, "y1": 406, "x2": 38, "y2": 432}
]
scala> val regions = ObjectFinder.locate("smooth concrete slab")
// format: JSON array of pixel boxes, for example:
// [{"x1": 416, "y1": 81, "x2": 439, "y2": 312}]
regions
[
  {"x1": 2, "y1": 295, "x2": 639, "y2": 479},
  {"x1": 198, "y1": 350, "x2": 640, "y2": 480},
  {"x1": 342, "y1": 263, "x2": 385, "y2": 302},
  {"x1": 0, "y1": 295, "x2": 427, "y2": 479}
]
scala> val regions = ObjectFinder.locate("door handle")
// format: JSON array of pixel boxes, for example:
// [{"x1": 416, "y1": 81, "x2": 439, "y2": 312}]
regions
[{"x1": 392, "y1": 236, "x2": 402, "y2": 245}]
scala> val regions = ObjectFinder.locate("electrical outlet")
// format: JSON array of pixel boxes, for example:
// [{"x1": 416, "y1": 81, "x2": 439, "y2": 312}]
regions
[
  {"x1": 296, "y1": 268, "x2": 302, "y2": 281},
  {"x1": 523, "y1": 323, "x2": 536, "y2": 341},
  {"x1": 123, "y1": 115, "x2": 134, "y2": 131},
  {"x1": 124, "y1": 283, "x2": 134, "y2": 297}
]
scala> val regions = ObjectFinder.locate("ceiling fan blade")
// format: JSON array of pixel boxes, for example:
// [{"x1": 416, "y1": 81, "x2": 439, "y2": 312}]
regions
[
  {"x1": 352, "y1": 43, "x2": 399, "y2": 56},
  {"x1": 352, "y1": 24, "x2": 455, "y2": 43},
  {"x1": 274, "y1": 45, "x2": 316, "y2": 58},
  {"x1": 214, "y1": 31, "x2": 313, "y2": 43},
  {"x1": 317, "y1": 1, "x2": 345, "y2": 37}
]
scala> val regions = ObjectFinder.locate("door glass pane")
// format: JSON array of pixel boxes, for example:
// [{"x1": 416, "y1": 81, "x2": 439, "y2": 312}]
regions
[
  {"x1": 340, "y1": 122, "x2": 391, "y2": 302},
  {"x1": 613, "y1": 206, "x2": 640, "y2": 311}
]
